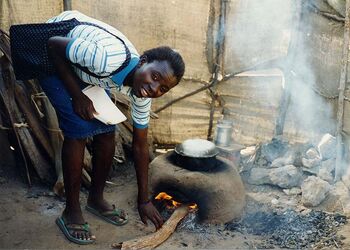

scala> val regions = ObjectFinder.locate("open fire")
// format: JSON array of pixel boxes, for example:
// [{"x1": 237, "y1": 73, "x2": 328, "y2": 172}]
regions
[{"x1": 154, "y1": 192, "x2": 198, "y2": 210}]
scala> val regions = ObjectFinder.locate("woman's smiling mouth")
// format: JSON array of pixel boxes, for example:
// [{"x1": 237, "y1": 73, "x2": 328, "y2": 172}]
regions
[{"x1": 140, "y1": 87, "x2": 149, "y2": 97}]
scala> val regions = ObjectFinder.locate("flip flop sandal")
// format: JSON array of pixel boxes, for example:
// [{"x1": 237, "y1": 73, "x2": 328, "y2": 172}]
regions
[
  {"x1": 56, "y1": 216, "x2": 95, "y2": 245},
  {"x1": 86, "y1": 204, "x2": 128, "y2": 226}
]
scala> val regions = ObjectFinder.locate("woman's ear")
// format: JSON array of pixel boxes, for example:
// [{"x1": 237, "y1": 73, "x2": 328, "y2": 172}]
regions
[{"x1": 138, "y1": 55, "x2": 148, "y2": 67}]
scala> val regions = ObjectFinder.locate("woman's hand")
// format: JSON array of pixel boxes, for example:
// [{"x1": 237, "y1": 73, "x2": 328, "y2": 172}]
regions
[
  {"x1": 137, "y1": 201, "x2": 164, "y2": 230},
  {"x1": 72, "y1": 93, "x2": 97, "y2": 120}
]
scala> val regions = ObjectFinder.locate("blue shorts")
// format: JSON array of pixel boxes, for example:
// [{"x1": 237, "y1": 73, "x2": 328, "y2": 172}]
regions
[{"x1": 39, "y1": 75, "x2": 116, "y2": 139}]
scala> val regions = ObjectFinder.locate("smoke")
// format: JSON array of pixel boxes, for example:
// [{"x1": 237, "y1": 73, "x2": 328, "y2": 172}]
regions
[
  {"x1": 225, "y1": 0, "x2": 339, "y2": 141},
  {"x1": 285, "y1": 67, "x2": 335, "y2": 137}
]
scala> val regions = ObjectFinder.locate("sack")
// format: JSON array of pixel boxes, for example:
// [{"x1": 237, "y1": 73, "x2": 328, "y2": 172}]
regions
[{"x1": 10, "y1": 18, "x2": 131, "y2": 80}]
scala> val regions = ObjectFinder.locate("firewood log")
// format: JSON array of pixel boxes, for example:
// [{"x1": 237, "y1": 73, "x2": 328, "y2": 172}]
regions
[
  {"x1": 112, "y1": 205, "x2": 189, "y2": 250},
  {"x1": 14, "y1": 82, "x2": 55, "y2": 162},
  {"x1": 0, "y1": 52, "x2": 30, "y2": 184},
  {"x1": 0, "y1": 56, "x2": 54, "y2": 184},
  {"x1": 0, "y1": 31, "x2": 11, "y2": 62},
  {"x1": 12, "y1": 101, "x2": 54, "y2": 183}
]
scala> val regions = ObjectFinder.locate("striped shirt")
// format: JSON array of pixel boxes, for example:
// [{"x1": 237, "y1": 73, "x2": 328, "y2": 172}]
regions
[{"x1": 47, "y1": 11, "x2": 151, "y2": 128}]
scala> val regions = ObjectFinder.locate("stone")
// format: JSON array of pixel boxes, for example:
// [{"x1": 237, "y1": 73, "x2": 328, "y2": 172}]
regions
[
  {"x1": 240, "y1": 146, "x2": 256, "y2": 157},
  {"x1": 317, "y1": 158, "x2": 335, "y2": 183},
  {"x1": 332, "y1": 181, "x2": 350, "y2": 215},
  {"x1": 258, "y1": 158, "x2": 269, "y2": 168},
  {"x1": 249, "y1": 168, "x2": 270, "y2": 185},
  {"x1": 301, "y1": 158, "x2": 335, "y2": 178},
  {"x1": 270, "y1": 152, "x2": 295, "y2": 168},
  {"x1": 283, "y1": 187, "x2": 302, "y2": 196},
  {"x1": 261, "y1": 138, "x2": 289, "y2": 162},
  {"x1": 271, "y1": 198, "x2": 279, "y2": 205},
  {"x1": 301, "y1": 208, "x2": 312, "y2": 216},
  {"x1": 301, "y1": 176, "x2": 331, "y2": 207},
  {"x1": 320, "y1": 158, "x2": 335, "y2": 172},
  {"x1": 302, "y1": 165, "x2": 319, "y2": 175},
  {"x1": 249, "y1": 165, "x2": 302, "y2": 189},
  {"x1": 342, "y1": 168, "x2": 350, "y2": 191},
  {"x1": 302, "y1": 157, "x2": 321, "y2": 168},
  {"x1": 305, "y1": 147, "x2": 320, "y2": 159},
  {"x1": 317, "y1": 134, "x2": 336, "y2": 160},
  {"x1": 318, "y1": 168, "x2": 333, "y2": 183},
  {"x1": 269, "y1": 165, "x2": 302, "y2": 188}
]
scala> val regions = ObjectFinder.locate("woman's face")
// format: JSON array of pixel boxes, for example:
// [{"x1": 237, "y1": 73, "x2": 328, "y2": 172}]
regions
[{"x1": 132, "y1": 60, "x2": 178, "y2": 98}]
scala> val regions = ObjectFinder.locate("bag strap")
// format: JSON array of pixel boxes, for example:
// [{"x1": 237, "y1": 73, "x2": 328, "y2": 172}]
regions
[{"x1": 69, "y1": 20, "x2": 132, "y2": 79}]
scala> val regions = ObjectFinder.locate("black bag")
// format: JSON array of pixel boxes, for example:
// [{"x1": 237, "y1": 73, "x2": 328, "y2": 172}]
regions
[{"x1": 10, "y1": 18, "x2": 131, "y2": 80}]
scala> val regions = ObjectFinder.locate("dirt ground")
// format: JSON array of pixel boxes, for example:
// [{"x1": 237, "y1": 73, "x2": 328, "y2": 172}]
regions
[
  {"x1": 1, "y1": 165, "x2": 350, "y2": 249},
  {"x1": 0, "y1": 166, "x2": 264, "y2": 250}
]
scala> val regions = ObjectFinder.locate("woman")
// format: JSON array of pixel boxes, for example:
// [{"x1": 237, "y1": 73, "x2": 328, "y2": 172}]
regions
[{"x1": 43, "y1": 10, "x2": 185, "y2": 244}]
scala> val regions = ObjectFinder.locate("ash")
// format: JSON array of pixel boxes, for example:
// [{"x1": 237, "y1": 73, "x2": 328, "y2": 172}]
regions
[
  {"x1": 160, "y1": 208, "x2": 210, "y2": 233},
  {"x1": 160, "y1": 208, "x2": 223, "y2": 242},
  {"x1": 178, "y1": 212, "x2": 230, "y2": 243},
  {"x1": 178, "y1": 212, "x2": 207, "y2": 232},
  {"x1": 225, "y1": 209, "x2": 347, "y2": 249}
]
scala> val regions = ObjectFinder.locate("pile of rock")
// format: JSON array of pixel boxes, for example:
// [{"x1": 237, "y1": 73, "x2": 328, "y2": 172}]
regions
[{"x1": 241, "y1": 134, "x2": 339, "y2": 207}]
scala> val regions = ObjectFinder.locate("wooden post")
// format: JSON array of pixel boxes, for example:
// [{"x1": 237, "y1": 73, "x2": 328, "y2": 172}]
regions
[
  {"x1": 335, "y1": 0, "x2": 350, "y2": 180},
  {"x1": 274, "y1": 0, "x2": 302, "y2": 137},
  {"x1": 207, "y1": 0, "x2": 228, "y2": 140},
  {"x1": 63, "y1": 0, "x2": 72, "y2": 11}
]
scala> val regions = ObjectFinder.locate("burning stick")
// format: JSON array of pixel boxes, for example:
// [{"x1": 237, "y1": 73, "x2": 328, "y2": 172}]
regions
[{"x1": 112, "y1": 205, "x2": 190, "y2": 250}]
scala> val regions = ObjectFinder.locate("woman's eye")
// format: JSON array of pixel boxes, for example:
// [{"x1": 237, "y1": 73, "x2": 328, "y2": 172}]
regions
[
  {"x1": 160, "y1": 86, "x2": 168, "y2": 93},
  {"x1": 152, "y1": 73, "x2": 159, "y2": 81}
]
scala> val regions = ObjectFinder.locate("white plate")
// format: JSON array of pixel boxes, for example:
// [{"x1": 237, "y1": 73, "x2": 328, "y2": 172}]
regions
[{"x1": 82, "y1": 85, "x2": 127, "y2": 125}]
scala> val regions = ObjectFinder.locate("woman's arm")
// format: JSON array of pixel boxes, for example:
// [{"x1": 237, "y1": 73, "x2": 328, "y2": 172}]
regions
[
  {"x1": 47, "y1": 36, "x2": 96, "y2": 120},
  {"x1": 133, "y1": 126, "x2": 164, "y2": 230}
]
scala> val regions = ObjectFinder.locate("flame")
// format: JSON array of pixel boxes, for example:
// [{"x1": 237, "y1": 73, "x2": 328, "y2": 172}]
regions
[
  {"x1": 155, "y1": 192, "x2": 172, "y2": 200},
  {"x1": 155, "y1": 192, "x2": 198, "y2": 210},
  {"x1": 155, "y1": 192, "x2": 181, "y2": 207},
  {"x1": 189, "y1": 203, "x2": 198, "y2": 209}
]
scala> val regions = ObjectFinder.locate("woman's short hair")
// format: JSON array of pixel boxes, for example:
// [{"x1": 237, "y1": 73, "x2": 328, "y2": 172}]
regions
[{"x1": 142, "y1": 46, "x2": 185, "y2": 83}]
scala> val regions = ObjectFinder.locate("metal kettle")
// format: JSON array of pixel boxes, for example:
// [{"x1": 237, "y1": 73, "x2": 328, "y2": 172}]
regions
[{"x1": 214, "y1": 119, "x2": 233, "y2": 147}]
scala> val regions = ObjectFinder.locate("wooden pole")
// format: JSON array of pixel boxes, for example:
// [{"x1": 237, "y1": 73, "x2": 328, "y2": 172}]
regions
[
  {"x1": 335, "y1": 0, "x2": 350, "y2": 180},
  {"x1": 207, "y1": 0, "x2": 228, "y2": 140},
  {"x1": 63, "y1": 0, "x2": 72, "y2": 11},
  {"x1": 274, "y1": 0, "x2": 302, "y2": 137}
]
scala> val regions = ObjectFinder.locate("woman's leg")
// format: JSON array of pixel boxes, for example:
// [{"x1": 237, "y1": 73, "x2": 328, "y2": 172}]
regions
[
  {"x1": 61, "y1": 137, "x2": 95, "y2": 241},
  {"x1": 87, "y1": 131, "x2": 127, "y2": 224},
  {"x1": 61, "y1": 137, "x2": 86, "y2": 224},
  {"x1": 88, "y1": 131, "x2": 115, "y2": 204}
]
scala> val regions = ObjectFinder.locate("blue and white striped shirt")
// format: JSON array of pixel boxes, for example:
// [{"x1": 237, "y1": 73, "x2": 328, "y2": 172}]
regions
[{"x1": 48, "y1": 11, "x2": 151, "y2": 128}]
